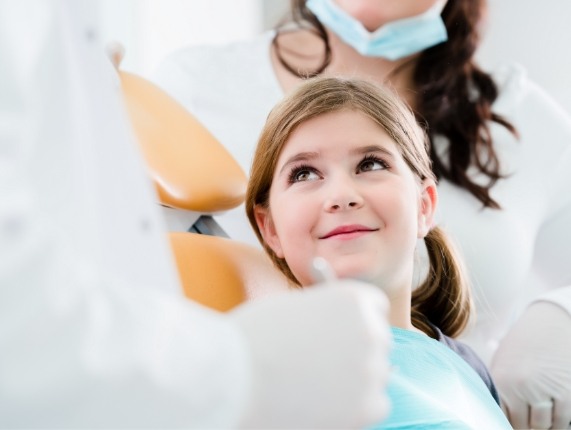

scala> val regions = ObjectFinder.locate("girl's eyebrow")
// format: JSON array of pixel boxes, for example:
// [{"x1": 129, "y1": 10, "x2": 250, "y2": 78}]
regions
[
  {"x1": 352, "y1": 145, "x2": 396, "y2": 158},
  {"x1": 278, "y1": 151, "x2": 319, "y2": 176}
]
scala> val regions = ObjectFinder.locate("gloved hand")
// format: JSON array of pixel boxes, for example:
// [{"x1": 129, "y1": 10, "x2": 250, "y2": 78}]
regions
[
  {"x1": 231, "y1": 281, "x2": 392, "y2": 429},
  {"x1": 491, "y1": 301, "x2": 571, "y2": 430}
]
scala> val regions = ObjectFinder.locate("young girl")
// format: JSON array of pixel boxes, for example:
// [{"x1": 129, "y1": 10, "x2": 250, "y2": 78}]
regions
[{"x1": 245, "y1": 76, "x2": 512, "y2": 428}]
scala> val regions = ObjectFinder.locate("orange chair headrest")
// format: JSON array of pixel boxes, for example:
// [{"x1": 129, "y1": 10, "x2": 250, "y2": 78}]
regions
[{"x1": 120, "y1": 71, "x2": 247, "y2": 213}]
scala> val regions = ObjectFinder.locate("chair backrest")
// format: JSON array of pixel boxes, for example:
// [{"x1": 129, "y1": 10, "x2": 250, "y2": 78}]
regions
[{"x1": 113, "y1": 56, "x2": 292, "y2": 310}]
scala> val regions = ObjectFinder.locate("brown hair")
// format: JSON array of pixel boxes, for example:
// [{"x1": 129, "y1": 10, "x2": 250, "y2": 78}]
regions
[
  {"x1": 273, "y1": 0, "x2": 517, "y2": 209},
  {"x1": 245, "y1": 76, "x2": 471, "y2": 338}
]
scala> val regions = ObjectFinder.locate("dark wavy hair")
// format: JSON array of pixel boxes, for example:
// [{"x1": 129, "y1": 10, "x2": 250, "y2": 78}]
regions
[{"x1": 273, "y1": 0, "x2": 517, "y2": 209}]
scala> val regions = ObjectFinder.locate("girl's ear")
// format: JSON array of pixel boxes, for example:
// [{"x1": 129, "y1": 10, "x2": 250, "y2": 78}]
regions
[
  {"x1": 418, "y1": 178, "x2": 438, "y2": 238},
  {"x1": 254, "y1": 205, "x2": 284, "y2": 258}
]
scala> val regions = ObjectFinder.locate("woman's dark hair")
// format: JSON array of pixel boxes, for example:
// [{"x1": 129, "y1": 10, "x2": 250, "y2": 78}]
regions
[{"x1": 273, "y1": 0, "x2": 517, "y2": 208}]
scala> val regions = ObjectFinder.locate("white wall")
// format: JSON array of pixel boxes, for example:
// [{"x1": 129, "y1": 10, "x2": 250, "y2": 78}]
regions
[
  {"x1": 98, "y1": 0, "x2": 263, "y2": 78},
  {"x1": 476, "y1": 0, "x2": 571, "y2": 115}
]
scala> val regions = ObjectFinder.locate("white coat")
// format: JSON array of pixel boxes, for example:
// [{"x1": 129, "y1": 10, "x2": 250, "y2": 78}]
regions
[
  {"x1": 0, "y1": 3, "x2": 393, "y2": 428},
  {"x1": 0, "y1": 1, "x2": 248, "y2": 427}
]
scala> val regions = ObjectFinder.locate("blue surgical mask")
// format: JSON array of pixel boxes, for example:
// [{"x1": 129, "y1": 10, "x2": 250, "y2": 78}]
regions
[{"x1": 305, "y1": 0, "x2": 448, "y2": 60}]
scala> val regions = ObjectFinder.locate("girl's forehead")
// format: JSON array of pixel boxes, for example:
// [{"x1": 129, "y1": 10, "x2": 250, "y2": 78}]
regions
[{"x1": 277, "y1": 110, "x2": 399, "y2": 163}]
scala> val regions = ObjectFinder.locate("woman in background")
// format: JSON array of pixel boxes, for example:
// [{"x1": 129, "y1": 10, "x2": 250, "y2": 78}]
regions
[{"x1": 153, "y1": 1, "x2": 571, "y2": 427}]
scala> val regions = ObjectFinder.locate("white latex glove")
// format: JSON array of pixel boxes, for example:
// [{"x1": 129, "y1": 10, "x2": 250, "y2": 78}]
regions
[
  {"x1": 491, "y1": 301, "x2": 571, "y2": 430},
  {"x1": 231, "y1": 282, "x2": 392, "y2": 429}
]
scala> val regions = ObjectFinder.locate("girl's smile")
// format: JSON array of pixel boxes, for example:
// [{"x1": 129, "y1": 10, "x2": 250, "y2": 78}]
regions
[{"x1": 319, "y1": 224, "x2": 380, "y2": 240}]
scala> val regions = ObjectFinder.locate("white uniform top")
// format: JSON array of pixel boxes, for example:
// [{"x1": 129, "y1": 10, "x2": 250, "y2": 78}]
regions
[
  {"x1": 1, "y1": 1, "x2": 248, "y2": 427},
  {"x1": 153, "y1": 31, "x2": 571, "y2": 364}
]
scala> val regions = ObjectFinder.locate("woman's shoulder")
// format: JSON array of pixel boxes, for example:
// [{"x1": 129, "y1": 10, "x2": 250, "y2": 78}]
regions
[
  {"x1": 151, "y1": 31, "x2": 280, "y2": 110},
  {"x1": 154, "y1": 31, "x2": 273, "y2": 72},
  {"x1": 488, "y1": 62, "x2": 531, "y2": 114},
  {"x1": 490, "y1": 62, "x2": 527, "y2": 90},
  {"x1": 490, "y1": 62, "x2": 570, "y2": 122},
  {"x1": 153, "y1": 31, "x2": 273, "y2": 93},
  {"x1": 489, "y1": 62, "x2": 571, "y2": 159}
]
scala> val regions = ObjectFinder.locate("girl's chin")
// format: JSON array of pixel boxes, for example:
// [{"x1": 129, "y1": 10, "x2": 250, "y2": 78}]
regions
[
  {"x1": 335, "y1": 267, "x2": 376, "y2": 283},
  {"x1": 296, "y1": 268, "x2": 374, "y2": 286}
]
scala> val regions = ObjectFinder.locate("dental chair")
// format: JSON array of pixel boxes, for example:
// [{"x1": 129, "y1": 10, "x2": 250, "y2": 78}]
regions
[
  {"x1": 113, "y1": 48, "x2": 291, "y2": 311},
  {"x1": 169, "y1": 232, "x2": 291, "y2": 311},
  {"x1": 119, "y1": 66, "x2": 245, "y2": 236}
]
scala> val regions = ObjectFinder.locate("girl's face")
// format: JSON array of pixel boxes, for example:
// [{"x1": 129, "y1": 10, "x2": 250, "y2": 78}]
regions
[
  {"x1": 332, "y1": 0, "x2": 444, "y2": 31},
  {"x1": 255, "y1": 109, "x2": 436, "y2": 292}
]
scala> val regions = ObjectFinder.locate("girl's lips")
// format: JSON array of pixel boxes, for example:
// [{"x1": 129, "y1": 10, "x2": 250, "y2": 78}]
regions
[{"x1": 320, "y1": 225, "x2": 378, "y2": 239}]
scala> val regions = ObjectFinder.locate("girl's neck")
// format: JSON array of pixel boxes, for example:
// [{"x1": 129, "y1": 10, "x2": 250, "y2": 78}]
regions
[
  {"x1": 385, "y1": 288, "x2": 424, "y2": 334},
  {"x1": 270, "y1": 28, "x2": 419, "y2": 108}
]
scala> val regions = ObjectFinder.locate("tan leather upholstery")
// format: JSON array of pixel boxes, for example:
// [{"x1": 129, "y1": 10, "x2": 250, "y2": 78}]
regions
[
  {"x1": 116, "y1": 64, "x2": 290, "y2": 311},
  {"x1": 120, "y1": 71, "x2": 247, "y2": 212},
  {"x1": 170, "y1": 232, "x2": 292, "y2": 311}
]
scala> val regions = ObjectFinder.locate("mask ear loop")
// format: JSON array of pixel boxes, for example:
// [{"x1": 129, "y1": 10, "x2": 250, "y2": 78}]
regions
[{"x1": 272, "y1": 19, "x2": 332, "y2": 78}]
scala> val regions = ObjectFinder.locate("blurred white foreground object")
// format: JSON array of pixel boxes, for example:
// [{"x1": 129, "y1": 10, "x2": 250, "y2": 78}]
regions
[{"x1": 0, "y1": 0, "x2": 392, "y2": 428}]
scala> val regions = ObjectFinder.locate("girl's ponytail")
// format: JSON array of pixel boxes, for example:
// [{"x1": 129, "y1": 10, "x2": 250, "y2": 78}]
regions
[{"x1": 411, "y1": 227, "x2": 472, "y2": 338}]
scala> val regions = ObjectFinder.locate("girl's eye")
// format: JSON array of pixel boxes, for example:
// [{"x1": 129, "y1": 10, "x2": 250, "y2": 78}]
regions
[
  {"x1": 358, "y1": 156, "x2": 388, "y2": 173},
  {"x1": 288, "y1": 165, "x2": 320, "y2": 183}
]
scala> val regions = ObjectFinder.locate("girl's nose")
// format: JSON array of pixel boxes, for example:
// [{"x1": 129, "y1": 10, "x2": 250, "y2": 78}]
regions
[
  {"x1": 324, "y1": 179, "x2": 364, "y2": 212},
  {"x1": 328, "y1": 200, "x2": 361, "y2": 211}
]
